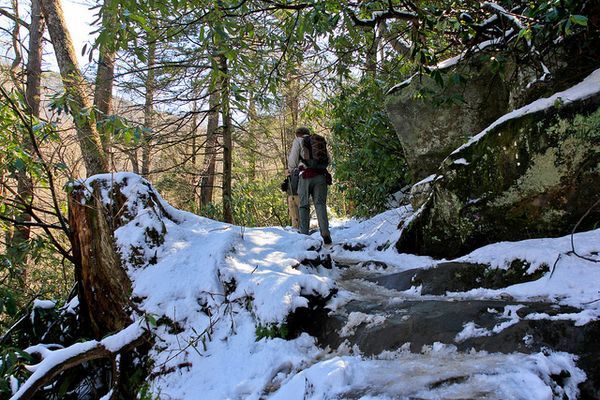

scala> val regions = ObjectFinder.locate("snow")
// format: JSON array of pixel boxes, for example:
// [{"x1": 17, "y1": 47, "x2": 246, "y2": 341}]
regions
[
  {"x1": 339, "y1": 312, "x2": 386, "y2": 337},
  {"x1": 32, "y1": 300, "x2": 56, "y2": 310},
  {"x1": 413, "y1": 173, "x2": 439, "y2": 186},
  {"x1": 482, "y1": 2, "x2": 525, "y2": 30},
  {"x1": 445, "y1": 229, "x2": 600, "y2": 309},
  {"x1": 432, "y1": 29, "x2": 514, "y2": 71},
  {"x1": 17, "y1": 173, "x2": 600, "y2": 399},
  {"x1": 101, "y1": 321, "x2": 145, "y2": 352},
  {"x1": 30, "y1": 299, "x2": 57, "y2": 324},
  {"x1": 452, "y1": 68, "x2": 600, "y2": 155},
  {"x1": 328, "y1": 206, "x2": 436, "y2": 270},
  {"x1": 455, "y1": 322, "x2": 492, "y2": 342},
  {"x1": 61, "y1": 296, "x2": 79, "y2": 315},
  {"x1": 270, "y1": 346, "x2": 585, "y2": 400},
  {"x1": 98, "y1": 389, "x2": 113, "y2": 400},
  {"x1": 455, "y1": 305, "x2": 524, "y2": 342},
  {"x1": 12, "y1": 341, "x2": 99, "y2": 398},
  {"x1": 11, "y1": 322, "x2": 145, "y2": 400},
  {"x1": 10, "y1": 376, "x2": 19, "y2": 395},
  {"x1": 387, "y1": 72, "x2": 418, "y2": 94}
]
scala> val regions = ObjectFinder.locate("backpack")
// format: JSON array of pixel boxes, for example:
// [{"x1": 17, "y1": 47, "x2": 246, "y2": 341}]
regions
[{"x1": 301, "y1": 134, "x2": 329, "y2": 169}]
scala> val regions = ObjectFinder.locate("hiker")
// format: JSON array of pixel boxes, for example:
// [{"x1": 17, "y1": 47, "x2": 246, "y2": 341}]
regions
[{"x1": 287, "y1": 127, "x2": 332, "y2": 245}]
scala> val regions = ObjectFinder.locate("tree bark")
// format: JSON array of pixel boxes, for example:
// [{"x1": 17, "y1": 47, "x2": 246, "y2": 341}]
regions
[
  {"x1": 247, "y1": 94, "x2": 257, "y2": 179},
  {"x1": 93, "y1": 0, "x2": 116, "y2": 157},
  {"x1": 9, "y1": 0, "x2": 22, "y2": 82},
  {"x1": 129, "y1": 149, "x2": 140, "y2": 174},
  {"x1": 25, "y1": 0, "x2": 45, "y2": 118},
  {"x1": 220, "y1": 56, "x2": 233, "y2": 223},
  {"x1": 199, "y1": 85, "x2": 220, "y2": 209},
  {"x1": 41, "y1": 0, "x2": 108, "y2": 176},
  {"x1": 12, "y1": 322, "x2": 146, "y2": 400},
  {"x1": 284, "y1": 74, "x2": 299, "y2": 138},
  {"x1": 11, "y1": 0, "x2": 46, "y2": 281},
  {"x1": 141, "y1": 38, "x2": 156, "y2": 178},
  {"x1": 68, "y1": 180, "x2": 133, "y2": 338},
  {"x1": 282, "y1": 73, "x2": 300, "y2": 168},
  {"x1": 365, "y1": 29, "x2": 380, "y2": 76},
  {"x1": 191, "y1": 100, "x2": 198, "y2": 167}
]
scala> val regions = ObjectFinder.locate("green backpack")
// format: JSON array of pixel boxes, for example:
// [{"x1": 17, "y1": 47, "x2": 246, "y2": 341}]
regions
[{"x1": 300, "y1": 134, "x2": 329, "y2": 169}]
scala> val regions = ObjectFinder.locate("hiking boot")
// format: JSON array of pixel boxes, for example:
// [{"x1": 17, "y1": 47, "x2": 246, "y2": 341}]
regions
[{"x1": 323, "y1": 234, "x2": 332, "y2": 245}]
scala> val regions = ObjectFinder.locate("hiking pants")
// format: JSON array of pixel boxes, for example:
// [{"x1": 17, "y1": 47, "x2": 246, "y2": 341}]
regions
[{"x1": 298, "y1": 174, "x2": 330, "y2": 238}]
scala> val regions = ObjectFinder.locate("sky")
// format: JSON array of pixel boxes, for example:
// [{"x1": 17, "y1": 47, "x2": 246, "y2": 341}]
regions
[
  {"x1": 1, "y1": 0, "x2": 97, "y2": 71},
  {"x1": 56, "y1": 0, "x2": 98, "y2": 68}
]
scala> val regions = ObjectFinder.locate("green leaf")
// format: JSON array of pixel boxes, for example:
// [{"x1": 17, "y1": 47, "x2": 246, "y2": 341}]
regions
[
  {"x1": 14, "y1": 158, "x2": 26, "y2": 172},
  {"x1": 4, "y1": 294, "x2": 17, "y2": 316},
  {"x1": 145, "y1": 313, "x2": 157, "y2": 327},
  {"x1": 54, "y1": 162, "x2": 68, "y2": 171},
  {"x1": 570, "y1": 15, "x2": 588, "y2": 27}
]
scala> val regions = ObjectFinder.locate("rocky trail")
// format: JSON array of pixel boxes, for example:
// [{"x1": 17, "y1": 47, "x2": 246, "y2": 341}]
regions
[
  {"x1": 13, "y1": 174, "x2": 599, "y2": 400},
  {"x1": 297, "y1": 251, "x2": 600, "y2": 399}
]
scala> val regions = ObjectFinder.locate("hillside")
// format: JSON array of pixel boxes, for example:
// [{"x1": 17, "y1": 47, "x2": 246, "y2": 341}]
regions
[{"x1": 10, "y1": 171, "x2": 600, "y2": 399}]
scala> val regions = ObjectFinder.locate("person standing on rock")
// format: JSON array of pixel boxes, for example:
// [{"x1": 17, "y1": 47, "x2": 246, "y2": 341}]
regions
[{"x1": 287, "y1": 126, "x2": 332, "y2": 245}]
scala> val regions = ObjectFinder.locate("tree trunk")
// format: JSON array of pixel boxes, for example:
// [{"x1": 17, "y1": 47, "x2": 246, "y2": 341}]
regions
[
  {"x1": 9, "y1": 0, "x2": 22, "y2": 85},
  {"x1": 282, "y1": 73, "x2": 300, "y2": 168},
  {"x1": 68, "y1": 180, "x2": 133, "y2": 338},
  {"x1": 199, "y1": 85, "x2": 220, "y2": 209},
  {"x1": 220, "y1": 56, "x2": 233, "y2": 223},
  {"x1": 129, "y1": 150, "x2": 140, "y2": 174},
  {"x1": 365, "y1": 29, "x2": 379, "y2": 76},
  {"x1": 284, "y1": 74, "x2": 299, "y2": 138},
  {"x1": 41, "y1": 0, "x2": 108, "y2": 176},
  {"x1": 93, "y1": 0, "x2": 116, "y2": 157},
  {"x1": 141, "y1": 38, "x2": 156, "y2": 178},
  {"x1": 25, "y1": 0, "x2": 45, "y2": 118},
  {"x1": 247, "y1": 95, "x2": 257, "y2": 179},
  {"x1": 11, "y1": 0, "x2": 46, "y2": 282},
  {"x1": 191, "y1": 100, "x2": 198, "y2": 167}
]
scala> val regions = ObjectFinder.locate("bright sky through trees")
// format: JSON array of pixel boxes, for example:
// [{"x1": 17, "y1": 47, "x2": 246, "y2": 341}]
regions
[{"x1": 1, "y1": 0, "x2": 96, "y2": 70}]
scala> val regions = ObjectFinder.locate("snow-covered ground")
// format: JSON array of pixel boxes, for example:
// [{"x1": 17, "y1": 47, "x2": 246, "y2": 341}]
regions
[
  {"x1": 12, "y1": 174, "x2": 600, "y2": 399},
  {"x1": 104, "y1": 175, "x2": 600, "y2": 398}
]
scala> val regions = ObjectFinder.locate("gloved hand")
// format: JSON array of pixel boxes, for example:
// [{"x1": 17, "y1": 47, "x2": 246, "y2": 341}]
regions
[{"x1": 280, "y1": 177, "x2": 289, "y2": 192}]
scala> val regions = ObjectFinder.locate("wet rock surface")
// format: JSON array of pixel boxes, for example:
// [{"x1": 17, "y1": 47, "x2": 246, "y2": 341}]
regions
[
  {"x1": 320, "y1": 299, "x2": 585, "y2": 354},
  {"x1": 313, "y1": 264, "x2": 600, "y2": 399},
  {"x1": 370, "y1": 261, "x2": 549, "y2": 295}
]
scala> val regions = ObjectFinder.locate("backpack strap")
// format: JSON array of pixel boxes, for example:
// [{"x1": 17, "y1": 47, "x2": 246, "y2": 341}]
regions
[
  {"x1": 299, "y1": 135, "x2": 312, "y2": 163},
  {"x1": 304, "y1": 135, "x2": 313, "y2": 160}
]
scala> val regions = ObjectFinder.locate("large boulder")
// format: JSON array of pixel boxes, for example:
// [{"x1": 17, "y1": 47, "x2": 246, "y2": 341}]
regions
[
  {"x1": 397, "y1": 71, "x2": 600, "y2": 258},
  {"x1": 386, "y1": 16, "x2": 600, "y2": 183},
  {"x1": 385, "y1": 58, "x2": 511, "y2": 182}
]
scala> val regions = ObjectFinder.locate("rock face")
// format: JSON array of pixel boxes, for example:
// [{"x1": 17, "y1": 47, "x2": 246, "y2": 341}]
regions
[
  {"x1": 370, "y1": 261, "x2": 548, "y2": 295},
  {"x1": 385, "y1": 58, "x2": 511, "y2": 181},
  {"x1": 386, "y1": 27, "x2": 600, "y2": 184},
  {"x1": 397, "y1": 89, "x2": 600, "y2": 258}
]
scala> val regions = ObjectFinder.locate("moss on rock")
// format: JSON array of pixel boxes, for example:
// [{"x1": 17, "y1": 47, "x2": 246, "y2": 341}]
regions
[{"x1": 397, "y1": 94, "x2": 600, "y2": 258}]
